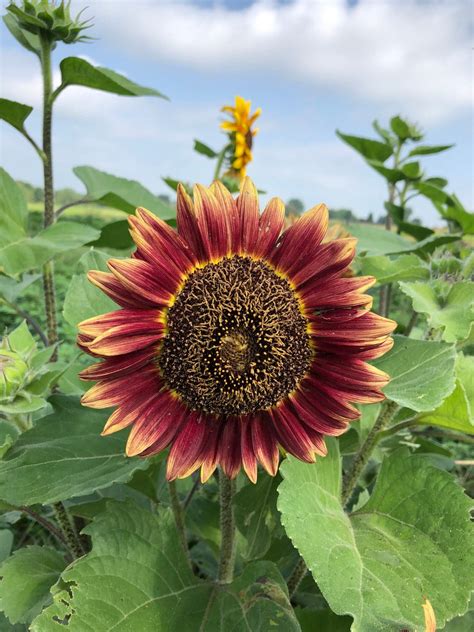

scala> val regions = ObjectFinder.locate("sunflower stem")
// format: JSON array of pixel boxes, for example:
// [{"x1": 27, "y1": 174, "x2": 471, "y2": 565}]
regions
[
  {"x1": 341, "y1": 399, "x2": 399, "y2": 507},
  {"x1": 52, "y1": 502, "x2": 85, "y2": 559},
  {"x1": 168, "y1": 480, "x2": 192, "y2": 569},
  {"x1": 287, "y1": 557, "x2": 308, "y2": 599},
  {"x1": 218, "y1": 471, "x2": 236, "y2": 584},
  {"x1": 213, "y1": 144, "x2": 231, "y2": 181}
]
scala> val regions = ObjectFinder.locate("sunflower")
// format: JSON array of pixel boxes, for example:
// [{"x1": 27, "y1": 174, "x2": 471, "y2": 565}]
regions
[
  {"x1": 79, "y1": 179, "x2": 395, "y2": 483},
  {"x1": 221, "y1": 96, "x2": 261, "y2": 179}
]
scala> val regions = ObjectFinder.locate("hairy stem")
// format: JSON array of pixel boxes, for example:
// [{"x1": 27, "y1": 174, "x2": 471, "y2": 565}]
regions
[
  {"x1": 55, "y1": 197, "x2": 96, "y2": 219},
  {"x1": 19, "y1": 505, "x2": 71, "y2": 559},
  {"x1": 168, "y1": 480, "x2": 192, "y2": 569},
  {"x1": 287, "y1": 557, "x2": 308, "y2": 599},
  {"x1": 52, "y1": 502, "x2": 85, "y2": 558},
  {"x1": 5, "y1": 299, "x2": 48, "y2": 346},
  {"x1": 341, "y1": 400, "x2": 399, "y2": 507},
  {"x1": 39, "y1": 35, "x2": 58, "y2": 359},
  {"x1": 218, "y1": 471, "x2": 236, "y2": 584}
]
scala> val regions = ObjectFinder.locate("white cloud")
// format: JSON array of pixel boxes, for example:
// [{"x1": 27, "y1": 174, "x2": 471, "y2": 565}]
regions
[{"x1": 86, "y1": 0, "x2": 473, "y2": 124}]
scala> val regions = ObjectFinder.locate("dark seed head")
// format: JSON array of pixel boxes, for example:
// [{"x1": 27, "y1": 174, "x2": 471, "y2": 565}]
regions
[{"x1": 159, "y1": 256, "x2": 312, "y2": 415}]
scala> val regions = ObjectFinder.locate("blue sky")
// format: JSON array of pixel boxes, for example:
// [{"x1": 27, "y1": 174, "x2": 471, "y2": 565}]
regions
[{"x1": 1, "y1": 0, "x2": 472, "y2": 225}]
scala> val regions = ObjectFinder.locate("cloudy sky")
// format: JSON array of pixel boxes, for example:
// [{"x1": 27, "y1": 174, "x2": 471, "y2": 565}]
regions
[{"x1": 1, "y1": 0, "x2": 472, "y2": 225}]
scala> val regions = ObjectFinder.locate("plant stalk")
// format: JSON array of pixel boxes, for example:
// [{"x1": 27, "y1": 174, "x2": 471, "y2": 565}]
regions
[
  {"x1": 341, "y1": 400, "x2": 399, "y2": 507},
  {"x1": 39, "y1": 35, "x2": 58, "y2": 359},
  {"x1": 168, "y1": 480, "x2": 192, "y2": 569},
  {"x1": 213, "y1": 144, "x2": 230, "y2": 181},
  {"x1": 52, "y1": 502, "x2": 85, "y2": 558},
  {"x1": 19, "y1": 505, "x2": 71, "y2": 559},
  {"x1": 218, "y1": 471, "x2": 236, "y2": 584}
]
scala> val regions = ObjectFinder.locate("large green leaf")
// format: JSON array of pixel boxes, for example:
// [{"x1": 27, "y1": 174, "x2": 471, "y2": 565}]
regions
[
  {"x1": 373, "y1": 335, "x2": 456, "y2": 412},
  {"x1": 73, "y1": 166, "x2": 175, "y2": 219},
  {"x1": 0, "y1": 547, "x2": 66, "y2": 625},
  {"x1": 278, "y1": 440, "x2": 474, "y2": 632},
  {"x1": 439, "y1": 195, "x2": 474, "y2": 234},
  {"x1": 0, "y1": 221, "x2": 99, "y2": 277},
  {"x1": 399, "y1": 281, "x2": 474, "y2": 342},
  {"x1": 0, "y1": 168, "x2": 28, "y2": 246},
  {"x1": 0, "y1": 98, "x2": 33, "y2": 135},
  {"x1": 32, "y1": 502, "x2": 299, "y2": 631},
  {"x1": 347, "y1": 223, "x2": 459, "y2": 257},
  {"x1": 63, "y1": 249, "x2": 116, "y2": 327},
  {"x1": 0, "y1": 273, "x2": 41, "y2": 303},
  {"x1": 366, "y1": 160, "x2": 405, "y2": 183},
  {"x1": 89, "y1": 219, "x2": 133, "y2": 249},
  {"x1": 0, "y1": 396, "x2": 148, "y2": 505},
  {"x1": 336, "y1": 131, "x2": 392, "y2": 162},
  {"x1": 2, "y1": 14, "x2": 41, "y2": 55},
  {"x1": 359, "y1": 254, "x2": 429, "y2": 285},
  {"x1": 416, "y1": 354, "x2": 474, "y2": 434},
  {"x1": 57, "y1": 57, "x2": 168, "y2": 99},
  {"x1": 234, "y1": 474, "x2": 279, "y2": 561}
]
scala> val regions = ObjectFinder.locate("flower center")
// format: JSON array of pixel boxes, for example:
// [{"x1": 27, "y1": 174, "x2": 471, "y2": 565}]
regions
[{"x1": 159, "y1": 256, "x2": 312, "y2": 415}]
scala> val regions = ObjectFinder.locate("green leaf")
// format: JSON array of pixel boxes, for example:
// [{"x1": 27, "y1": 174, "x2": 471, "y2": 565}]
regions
[
  {"x1": 0, "y1": 530, "x2": 13, "y2": 563},
  {"x1": 0, "y1": 98, "x2": 33, "y2": 135},
  {"x1": 400, "y1": 161, "x2": 422, "y2": 180},
  {"x1": 89, "y1": 220, "x2": 133, "y2": 249},
  {"x1": 63, "y1": 249, "x2": 115, "y2": 327},
  {"x1": 295, "y1": 608, "x2": 352, "y2": 632},
  {"x1": 347, "y1": 223, "x2": 459, "y2": 257},
  {"x1": 193, "y1": 139, "x2": 218, "y2": 158},
  {"x1": 424, "y1": 177, "x2": 448, "y2": 188},
  {"x1": 397, "y1": 221, "x2": 434, "y2": 241},
  {"x1": 58, "y1": 57, "x2": 168, "y2": 99},
  {"x1": 390, "y1": 115, "x2": 411, "y2": 139},
  {"x1": 234, "y1": 474, "x2": 279, "y2": 561},
  {"x1": 416, "y1": 354, "x2": 474, "y2": 435},
  {"x1": 0, "y1": 546, "x2": 66, "y2": 625},
  {"x1": 367, "y1": 160, "x2": 405, "y2": 183},
  {"x1": 0, "y1": 221, "x2": 100, "y2": 277},
  {"x1": 336, "y1": 131, "x2": 393, "y2": 162},
  {"x1": 32, "y1": 502, "x2": 299, "y2": 631},
  {"x1": 408, "y1": 144, "x2": 454, "y2": 157},
  {"x1": 0, "y1": 421, "x2": 19, "y2": 459},
  {"x1": 0, "y1": 273, "x2": 41, "y2": 304},
  {"x1": 414, "y1": 182, "x2": 451, "y2": 204},
  {"x1": 373, "y1": 335, "x2": 457, "y2": 411},
  {"x1": 0, "y1": 395, "x2": 148, "y2": 505},
  {"x1": 278, "y1": 440, "x2": 474, "y2": 632},
  {"x1": 399, "y1": 281, "x2": 474, "y2": 342},
  {"x1": 359, "y1": 254, "x2": 429, "y2": 285},
  {"x1": 372, "y1": 120, "x2": 394, "y2": 145},
  {"x1": 0, "y1": 168, "x2": 28, "y2": 246},
  {"x1": 441, "y1": 195, "x2": 474, "y2": 235},
  {"x1": 73, "y1": 166, "x2": 175, "y2": 219},
  {"x1": 2, "y1": 13, "x2": 41, "y2": 55}
]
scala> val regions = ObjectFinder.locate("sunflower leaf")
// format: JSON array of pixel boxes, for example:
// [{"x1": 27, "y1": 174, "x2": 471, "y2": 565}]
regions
[
  {"x1": 278, "y1": 440, "x2": 474, "y2": 631},
  {"x1": 31, "y1": 502, "x2": 299, "y2": 631},
  {"x1": 0, "y1": 546, "x2": 66, "y2": 625},
  {"x1": 373, "y1": 335, "x2": 457, "y2": 412},
  {"x1": 358, "y1": 254, "x2": 429, "y2": 285},
  {"x1": 0, "y1": 395, "x2": 148, "y2": 505}
]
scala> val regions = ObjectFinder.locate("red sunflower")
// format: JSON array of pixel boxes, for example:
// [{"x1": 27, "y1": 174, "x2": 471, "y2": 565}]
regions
[{"x1": 79, "y1": 179, "x2": 396, "y2": 483}]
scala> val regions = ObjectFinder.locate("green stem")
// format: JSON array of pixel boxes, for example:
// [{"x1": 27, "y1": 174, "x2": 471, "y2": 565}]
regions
[
  {"x1": 52, "y1": 502, "x2": 85, "y2": 558},
  {"x1": 213, "y1": 144, "x2": 230, "y2": 181},
  {"x1": 218, "y1": 471, "x2": 236, "y2": 584},
  {"x1": 19, "y1": 505, "x2": 71, "y2": 558},
  {"x1": 39, "y1": 35, "x2": 58, "y2": 359},
  {"x1": 287, "y1": 558, "x2": 307, "y2": 599},
  {"x1": 4, "y1": 299, "x2": 48, "y2": 346},
  {"x1": 341, "y1": 400, "x2": 399, "y2": 507},
  {"x1": 168, "y1": 480, "x2": 192, "y2": 569}
]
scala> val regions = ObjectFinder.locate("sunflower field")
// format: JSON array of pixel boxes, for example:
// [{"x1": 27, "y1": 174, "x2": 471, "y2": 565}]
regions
[{"x1": 0, "y1": 2, "x2": 473, "y2": 631}]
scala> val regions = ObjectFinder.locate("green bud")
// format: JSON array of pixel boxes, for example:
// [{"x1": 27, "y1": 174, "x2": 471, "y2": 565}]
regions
[
  {"x1": 0, "y1": 350, "x2": 28, "y2": 400},
  {"x1": 5, "y1": 0, "x2": 93, "y2": 46}
]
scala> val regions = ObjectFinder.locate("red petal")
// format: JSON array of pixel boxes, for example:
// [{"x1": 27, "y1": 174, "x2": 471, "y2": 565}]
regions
[
  {"x1": 269, "y1": 406, "x2": 316, "y2": 463},
  {"x1": 218, "y1": 418, "x2": 242, "y2": 479},
  {"x1": 102, "y1": 389, "x2": 162, "y2": 436},
  {"x1": 209, "y1": 180, "x2": 240, "y2": 255},
  {"x1": 292, "y1": 238, "x2": 357, "y2": 288},
  {"x1": 251, "y1": 412, "x2": 279, "y2": 476},
  {"x1": 126, "y1": 391, "x2": 186, "y2": 457},
  {"x1": 290, "y1": 389, "x2": 351, "y2": 436},
  {"x1": 200, "y1": 422, "x2": 221, "y2": 483},
  {"x1": 253, "y1": 197, "x2": 285, "y2": 258},
  {"x1": 166, "y1": 412, "x2": 209, "y2": 480},
  {"x1": 79, "y1": 347, "x2": 156, "y2": 381},
  {"x1": 81, "y1": 366, "x2": 159, "y2": 409},
  {"x1": 241, "y1": 418, "x2": 257, "y2": 483},
  {"x1": 176, "y1": 184, "x2": 208, "y2": 262},
  {"x1": 236, "y1": 177, "x2": 259, "y2": 253},
  {"x1": 301, "y1": 276, "x2": 375, "y2": 311},
  {"x1": 107, "y1": 258, "x2": 175, "y2": 305},
  {"x1": 193, "y1": 184, "x2": 231, "y2": 260},
  {"x1": 309, "y1": 311, "x2": 396, "y2": 344},
  {"x1": 78, "y1": 309, "x2": 162, "y2": 337},
  {"x1": 311, "y1": 356, "x2": 390, "y2": 389},
  {"x1": 87, "y1": 330, "x2": 163, "y2": 357},
  {"x1": 88, "y1": 270, "x2": 155, "y2": 309},
  {"x1": 269, "y1": 203, "x2": 328, "y2": 276}
]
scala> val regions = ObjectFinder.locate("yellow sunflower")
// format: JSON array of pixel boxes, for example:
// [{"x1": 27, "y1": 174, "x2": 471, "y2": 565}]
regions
[{"x1": 221, "y1": 96, "x2": 261, "y2": 179}]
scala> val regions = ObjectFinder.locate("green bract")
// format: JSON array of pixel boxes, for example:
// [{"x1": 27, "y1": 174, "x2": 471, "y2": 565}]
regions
[{"x1": 5, "y1": 0, "x2": 92, "y2": 46}]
